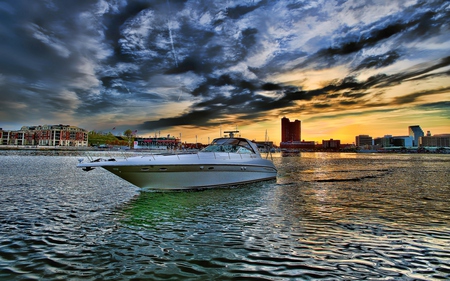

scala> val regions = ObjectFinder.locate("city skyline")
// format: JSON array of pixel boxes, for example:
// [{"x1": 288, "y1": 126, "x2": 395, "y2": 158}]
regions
[
  {"x1": 0, "y1": 0, "x2": 449, "y2": 144},
  {"x1": 1, "y1": 119, "x2": 444, "y2": 146}
]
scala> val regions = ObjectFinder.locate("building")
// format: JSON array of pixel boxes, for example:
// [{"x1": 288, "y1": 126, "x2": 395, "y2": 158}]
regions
[
  {"x1": 254, "y1": 141, "x2": 274, "y2": 152},
  {"x1": 420, "y1": 134, "x2": 450, "y2": 147},
  {"x1": 374, "y1": 135, "x2": 392, "y2": 147},
  {"x1": 0, "y1": 124, "x2": 88, "y2": 147},
  {"x1": 373, "y1": 135, "x2": 414, "y2": 148},
  {"x1": 281, "y1": 117, "x2": 301, "y2": 142},
  {"x1": 322, "y1": 139, "x2": 341, "y2": 151},
  {"x1": 280, "y1": 141, "x2": 315, "y2": 151},
  {"x1": 408, "y1": 125, "x2": 424, "y2": 147},
  {"x1": 355, "y1": 135, "x2": 373, "y2": 147},
  {"x1": 1, "y1": 129, "x2": 8, "y2": 145},
  {"x1": 279, "y1": 117, "x2": 315, "y2": 151},
  {"x1": 134, "y1": 135, "x2": 181, "y2": 150},
  {"x1": 391, "y1": 136, "x2": 414, "y2": 147}
]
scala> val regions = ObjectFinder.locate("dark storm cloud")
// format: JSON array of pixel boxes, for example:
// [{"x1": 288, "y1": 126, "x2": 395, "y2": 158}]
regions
[
  {"x1": 226, "y1": 4, "x2": 260, "y2": 20},
  {"x1": 353, "y1": 51, "x2": 401, "y2": 71},
  {"x1": 391, "y1": 87, "x2": 450, "y2": 105},
  {"x1": 322, "y1": 22, "x2": 407, "y2": 57},
  {"x1": 140, "y1": 108, "x2": 221, "y2": 129},
  {"x1": 297, "y1": 4, "x2": 448, "y2": 71},
  {"x1": 416, "y1": 101, "x2": 450, "y2": 118},
  {"x1": 0, "y1": 0, "x2": 448, "y2": 132},
  {"x1": 365, "y1": 56, "x2": 450, "y2": 88},
  {"x1": 138, "y1": 53, "x2": 450, "y2": 131},
  {"x1": 305, "y1": 108, "x2": 396, "y2": 122}
]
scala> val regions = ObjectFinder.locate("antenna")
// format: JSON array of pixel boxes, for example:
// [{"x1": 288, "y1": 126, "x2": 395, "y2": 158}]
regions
[{"x1": 223, "y1": 130, "x2": 239, "y2": 138}]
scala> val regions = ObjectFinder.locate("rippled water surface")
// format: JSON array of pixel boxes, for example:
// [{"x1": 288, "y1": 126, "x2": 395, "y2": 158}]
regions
[{"x1": 0, "y1": 153, "x2": 449, "y2": 280}]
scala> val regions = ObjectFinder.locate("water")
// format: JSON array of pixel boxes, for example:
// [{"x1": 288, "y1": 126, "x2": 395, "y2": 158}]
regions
[{"x1": 0, "y1": 153, "x2": 449, "y2": 280}]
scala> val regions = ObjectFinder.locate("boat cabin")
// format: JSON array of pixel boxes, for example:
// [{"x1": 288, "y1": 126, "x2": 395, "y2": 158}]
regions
[{"x1": 202, "y1": 138, "x2": 258, "y2": 154}]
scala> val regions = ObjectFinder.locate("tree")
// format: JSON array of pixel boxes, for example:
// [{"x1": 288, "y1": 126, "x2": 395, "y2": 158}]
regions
[
  {"x1": 88, "y1": 131, "x2": 128, "y2": 147},
  {"x1": 123, "y1": 129, "x2": 134, "y2": 148}
]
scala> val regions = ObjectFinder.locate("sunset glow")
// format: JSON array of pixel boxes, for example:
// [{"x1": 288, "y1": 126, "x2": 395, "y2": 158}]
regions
[{"x1": 0, "y1": 0, "x2": 448, "y2": 145}]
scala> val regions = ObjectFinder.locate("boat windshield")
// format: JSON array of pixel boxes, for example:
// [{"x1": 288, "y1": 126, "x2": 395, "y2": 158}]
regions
[{"x1": 202, "y1": 138, "x2": 255, "y2": 154}]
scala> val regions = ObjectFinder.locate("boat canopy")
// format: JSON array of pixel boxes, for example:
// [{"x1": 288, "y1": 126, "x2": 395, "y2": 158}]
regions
[{"x1": 202, "y1": 138, "x2": 256, "y2": 154}]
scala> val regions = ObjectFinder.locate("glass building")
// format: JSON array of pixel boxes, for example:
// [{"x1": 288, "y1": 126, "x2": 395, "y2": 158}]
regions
[{"x1": 408, "y1": 125, "x2": 424, "y2": 147}]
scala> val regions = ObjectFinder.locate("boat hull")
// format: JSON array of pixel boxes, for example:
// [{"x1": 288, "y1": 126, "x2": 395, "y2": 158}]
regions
[{"x1": 103, "y1": 164, "x2": 277, "y2": 190}]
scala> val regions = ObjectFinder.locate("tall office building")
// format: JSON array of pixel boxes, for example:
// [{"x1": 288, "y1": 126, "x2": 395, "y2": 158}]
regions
[
  {"x1": 281, "y1": 117, "x2": 301, "y2": 142},
  {"x1": 408, "y1": 125, "x2": 424, "y2": 147},
  {"x1": 356, "y1": 135, "x2": 373, "y2": 147}
]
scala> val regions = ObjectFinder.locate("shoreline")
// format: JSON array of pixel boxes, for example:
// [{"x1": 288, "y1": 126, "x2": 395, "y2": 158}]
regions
[
  {"x1": 0, "y1": 146, "x2": 120, "y2": 156},
  {"x1": 0, "y1": 147, "x2": 183, "y2": 157},
  {"x1": 1, "y1": 149, "x2": 449, "y2": 157}
]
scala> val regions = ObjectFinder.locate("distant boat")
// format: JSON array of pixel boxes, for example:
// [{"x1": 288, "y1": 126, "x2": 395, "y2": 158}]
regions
[{"x1": 77, "y1": 132, "x2": 277, "y2": 190}]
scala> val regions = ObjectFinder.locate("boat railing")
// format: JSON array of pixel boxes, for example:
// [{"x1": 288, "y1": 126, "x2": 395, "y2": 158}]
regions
[
  {"x1": 193, "y1": 151, "x2": 258, "y2": 160},
  {"x1": 207, "y1": 152, "x2": 258, "y2": 160},
  {"x1": 128, "y1": 150, "x2": 257, "y2": 160},
  {"x1": 83, "y1": 148, "x2": 260, "y2": 163}
]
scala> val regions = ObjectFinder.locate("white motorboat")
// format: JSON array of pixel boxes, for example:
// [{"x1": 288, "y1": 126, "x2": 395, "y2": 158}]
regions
[{"x1": 77, "y1": 134, "x2": 277, "y2": 190}]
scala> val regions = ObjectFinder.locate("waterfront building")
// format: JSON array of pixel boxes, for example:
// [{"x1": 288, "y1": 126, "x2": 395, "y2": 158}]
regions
[
  {"x1": 391, "y1": 136, "x2": 414, "y2": 147},
  {"x1": 374, "y1": 135, "x2": 392, "y2": 147},
  {"x1": 279, "y1": 117, "x2": 315, "y2": 151},
  {"x1": 0, "y1": 125, "x2": 88, "y2": 147},
  {"x1": 1, "y1": 128, "x2": 9, "y2": 145},
  {"x1": 408, "y1": 125, "x2": 424, "y2": 147},
  {"x1": 280, "y1": 141, "x2": 315, "y2": 151},
  {"x1": 134, "y1": 136, "x2": 181, "y2": 150},
  {"x1": 322, "y1": 139, "x2": 341, "y2": 151},
  {"x1": 373, "y1": 135, "x2": 414, "y2": 148},
  {"x1": 281, "y1": 117, "x2": 301, "y2": 142},
  {"x1": 355, "y1": 135, "x2": 373, "y2": 147},
  {"x1": 254, "y1": 141, "x2": 275, "y2": 152},
  {"x1": 420, "y1": 134, "x2": 450, "y2": 147}
]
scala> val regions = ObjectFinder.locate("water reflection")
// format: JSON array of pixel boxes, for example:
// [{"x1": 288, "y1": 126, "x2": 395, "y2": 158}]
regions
[
  {"x1": 281, "y1": 151, "x2": 301, "y2": 157},
  {"x1": 118, "y1": 182, "x2": 276, "y2": 229},
  {"x1": 0, "y1": 154, "x2": 449, "y2": 280},
  {"x1": 272, "y1": 154, "x2": 450, "y2": 227}
]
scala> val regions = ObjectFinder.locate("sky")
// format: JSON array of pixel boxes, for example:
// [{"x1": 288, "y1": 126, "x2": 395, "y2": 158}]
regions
[{"x1": 0, "y1": 0, "x2": 449, "y2": 144}]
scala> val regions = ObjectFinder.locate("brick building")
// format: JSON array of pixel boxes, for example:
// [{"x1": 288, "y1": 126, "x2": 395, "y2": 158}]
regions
[{"x1": 0, "y1": 124, "x2": 88, "y2": 147}]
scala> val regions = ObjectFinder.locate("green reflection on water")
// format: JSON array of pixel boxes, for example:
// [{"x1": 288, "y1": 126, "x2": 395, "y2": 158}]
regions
[{"x1": 117, "y1": 183, "x2": 274, "y2": 228}]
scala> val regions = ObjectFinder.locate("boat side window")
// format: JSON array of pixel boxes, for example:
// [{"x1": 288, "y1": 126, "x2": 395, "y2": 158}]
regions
[
  {"x1": 214, "y1": 139, "x2": 226, "y2": 145},
  {"x1": 202, "y1": 144, "x2": 221, "y2": 152},
  {"x1": 222, "y1": 144, "x2": 235, "y2": 152},
  {"x1": 238, "y1": 140, "x2": 253, "y2": 150},
  {"x1": 237, "y1": 146, "x2": 253, "y2": 154}
]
